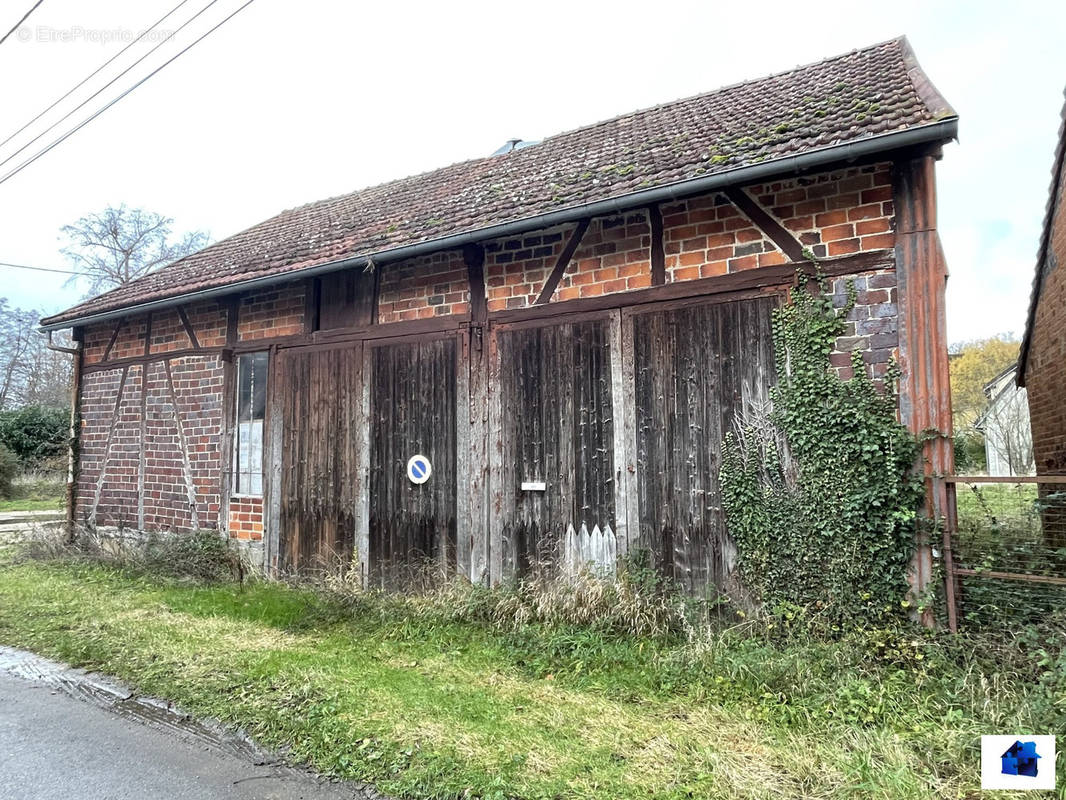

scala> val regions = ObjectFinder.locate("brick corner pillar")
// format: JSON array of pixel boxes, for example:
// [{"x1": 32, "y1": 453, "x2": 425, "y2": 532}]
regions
[{"x1": 893, "y1": 150, "x2": 955, "y2": 625}]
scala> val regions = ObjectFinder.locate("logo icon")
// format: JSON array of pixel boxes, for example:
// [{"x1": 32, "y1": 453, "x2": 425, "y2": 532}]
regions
[
  {"x1": 981, "y1": 735, "x2": 1056, "y2": 790},
  {"x1": 1001, "y1": 740, "x2": 1040, "y2": 777}
]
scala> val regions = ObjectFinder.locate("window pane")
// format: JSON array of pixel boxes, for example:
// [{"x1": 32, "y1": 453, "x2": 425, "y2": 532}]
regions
[{"x1": 234, "y1": 352, "x2": 268, "y2": 495}]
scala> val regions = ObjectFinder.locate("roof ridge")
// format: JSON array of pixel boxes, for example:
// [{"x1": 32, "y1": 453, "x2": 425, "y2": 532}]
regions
[
  {"x1": 273, "y1": 38, "x2": 916, "y2": 218},
  {"x1": 898, "y1": 35, "x2": 957, "y2": 121},
  {"x1": 41, "y1": 37, "x2": 957, "y2": 329}
]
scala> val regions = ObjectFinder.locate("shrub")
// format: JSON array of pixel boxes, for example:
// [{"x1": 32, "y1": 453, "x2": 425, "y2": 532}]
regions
[
  {"x1": 25, "y1": 525, "x2": 240, "y2": 584},
  {"x1": 720, "y1": 269, "x2": 924, "y2": 628},
  {"x1": 0, "y1": 443, "x2": 17, "y2": 498},
  {"x1": 0, "y1": 406, "x2": 69, "y2": 467},
  {"x1": 142, "y1": 529, "x2": 240, "y2": 583}
]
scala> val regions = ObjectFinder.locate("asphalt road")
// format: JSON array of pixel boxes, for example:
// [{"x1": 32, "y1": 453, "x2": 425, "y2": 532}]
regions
[{"x1": 0, "y1": 670, "x2": 361, "y2": 800}]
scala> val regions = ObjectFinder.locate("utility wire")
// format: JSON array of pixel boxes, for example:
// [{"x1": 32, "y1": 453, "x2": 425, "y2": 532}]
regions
[
  {"x1": 0, "y1": 0, "x2": 258, "y2": 187},
  {"x1": 0, "y1": 0, "x2": 196, "y2": 154},
  {"x1": 0, "y1": 260, "x2": 78, "y2": 275},
  {"x1": 0, "y1": 0, "x2": 224, "y2": 174},
  {"x1": 0, "y1": 0, "x2": 45, "y2": 48}
]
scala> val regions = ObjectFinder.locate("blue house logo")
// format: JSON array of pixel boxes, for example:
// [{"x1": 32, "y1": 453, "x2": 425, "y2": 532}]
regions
[{"x1": 1001, "y1": 740, "x2": 1041, "y2": 778}]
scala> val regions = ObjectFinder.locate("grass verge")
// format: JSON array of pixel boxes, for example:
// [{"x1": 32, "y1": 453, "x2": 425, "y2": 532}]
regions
[
  {"x1": 0, "y1": 498, "x2": 64, "y2": 512},
  {"x1": 0, "y1": 553, "x2": 1061, "y2": 799}
]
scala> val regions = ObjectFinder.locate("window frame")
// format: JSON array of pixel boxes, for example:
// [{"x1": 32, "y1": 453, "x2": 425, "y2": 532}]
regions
[{"x1": 232, "y1": 351, "x2": 269, "y2": 497}]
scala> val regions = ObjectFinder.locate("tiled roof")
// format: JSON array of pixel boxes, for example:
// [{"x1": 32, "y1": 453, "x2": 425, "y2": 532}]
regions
[{"x1": 43, "y1": 36, "x2": 956, "y2": 328}]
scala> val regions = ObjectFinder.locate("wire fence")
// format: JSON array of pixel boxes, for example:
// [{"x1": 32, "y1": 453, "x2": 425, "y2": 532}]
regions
[{"x1": 944, "y1": 475, "x2": 1066, "y2": 631}]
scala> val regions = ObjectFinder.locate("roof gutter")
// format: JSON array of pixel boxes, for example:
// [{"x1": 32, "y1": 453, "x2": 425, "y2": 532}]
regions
[{"x1": 41, "y1": 118, "x2": 958, "y2": 332}]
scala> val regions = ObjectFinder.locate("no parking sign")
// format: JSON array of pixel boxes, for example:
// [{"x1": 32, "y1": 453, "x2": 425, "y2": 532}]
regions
[{"x1": 406, "y1": 454, "x2": 432, "y2": 485}]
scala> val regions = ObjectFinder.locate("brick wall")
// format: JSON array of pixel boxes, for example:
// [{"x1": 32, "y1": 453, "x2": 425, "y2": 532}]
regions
[
  {"x1": 227, "y1": 495, "x2": 264, "y2": 541},
  {"x1": 829, "y1": 269, "x2": 899, "y2": 384},
  {"x1": 238, "y1": 282, "x2": 305, "y2": 341},
  {"x1": 482, "y1": 163, "x2": 894, "y2": 312},
  {"x1": 377, "y1": 250, "x2": 470, "y2": 322},
  {"x1": 76, "y1": 355, "x2": 224, "y2": 531},
  {"x1": 147, "y1": 308, "x2": 193, "y2": 355},
  {"x1": 1027, "y1": 163, "x2": 1066, "y2": 475}
]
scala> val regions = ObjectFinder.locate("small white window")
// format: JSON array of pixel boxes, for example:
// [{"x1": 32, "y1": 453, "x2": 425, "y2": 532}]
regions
[{"x1": 233, "y1": 352, "x2": 268, "y2": 495}]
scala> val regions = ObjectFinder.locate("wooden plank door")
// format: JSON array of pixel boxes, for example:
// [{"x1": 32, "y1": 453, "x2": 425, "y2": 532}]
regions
[
  {"x1": 275, "y1": 342, "x2": 364, "y2": 574},
  {"x1": 367, "y1": 335, "x2": 458, "y2": 590},
  {"x1": 626, "y1": 294, "x2": 777, "y2": 594},
  {"x1": 489, "y1": 313, "x2": 623, "y2": 582}
]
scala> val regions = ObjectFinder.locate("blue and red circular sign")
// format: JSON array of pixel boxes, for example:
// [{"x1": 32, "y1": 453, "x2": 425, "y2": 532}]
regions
[{"x1": 406, "y1": 454, "x2": 432, "y2": 485}]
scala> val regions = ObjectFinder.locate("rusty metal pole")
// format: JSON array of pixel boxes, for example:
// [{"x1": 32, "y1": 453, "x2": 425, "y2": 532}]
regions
[{"x1": 893, "y1": 149, "x2": 956, "y2": 627}]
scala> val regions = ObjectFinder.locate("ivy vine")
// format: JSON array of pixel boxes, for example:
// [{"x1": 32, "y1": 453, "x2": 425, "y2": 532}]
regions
[{"x1": 719, "y1": 268, "x2": 923, "y2": 627}]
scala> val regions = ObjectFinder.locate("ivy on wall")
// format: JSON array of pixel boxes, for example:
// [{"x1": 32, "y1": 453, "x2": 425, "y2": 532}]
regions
[{"x1": 720, "y1": 269, "x2": 923, "y2": 626}]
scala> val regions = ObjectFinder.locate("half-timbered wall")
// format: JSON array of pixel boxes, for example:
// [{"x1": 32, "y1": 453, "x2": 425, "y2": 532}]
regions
[{"x1": 70, "y1": 160, "x2": 933, "y2": 595}]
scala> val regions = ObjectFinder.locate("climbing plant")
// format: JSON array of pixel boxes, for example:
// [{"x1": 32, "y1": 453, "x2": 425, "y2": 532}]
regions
[{"x1": 719, "y1": 269, "x2": 923, "y2": 627}]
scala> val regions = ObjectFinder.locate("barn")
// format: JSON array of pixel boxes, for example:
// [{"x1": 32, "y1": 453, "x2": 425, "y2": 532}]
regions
[{"x1": 40, "y1": 37, "x2": 958, "y2": 596}]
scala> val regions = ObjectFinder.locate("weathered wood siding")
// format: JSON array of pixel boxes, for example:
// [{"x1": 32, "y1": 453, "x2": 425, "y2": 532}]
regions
[
  {"x1": 277, "y1": 344, "x2": 363, "y2": 572},
  {"x1": 368, "y1": 337, "x2": 458, "y2": 589},
  {"x1": 492, "y1": 318, "x2": 615, "y2": 578},
  {"x1": 630, "y1": 295, "x2": 777, "y2": 592}
]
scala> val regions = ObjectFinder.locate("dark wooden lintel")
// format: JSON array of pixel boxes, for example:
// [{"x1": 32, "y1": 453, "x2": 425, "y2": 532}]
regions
[
  {"x1": 304, "y1": 277, "x2": 321, "y2": 334},
  {"x1": 142, "y1": 311, "x2": 153, "y2": 358},
  {"x1": 175, "y1": 305, "x2": 201, "y2": 350},
  {"x1": 82, "y1": 347, "x2": 221, "y2": 375},
  {"x1": 648, "y1": 203, "x2": 665, "y2": 286},
  {"x1": 225, "y1": 295, "x2": 240, "y2": 348},
  {"x1": 463, "y1": 243, "x2": 487, "y2": 323},
  {"x1": 490, "y1": 249, "x2": 893, "y2": 323},
  {"x1": 535, "y1": 218, "x2": 590, "y2": 304},
  {"x1": 724, "y1": 186, "x2": 806, "y2": 262}
]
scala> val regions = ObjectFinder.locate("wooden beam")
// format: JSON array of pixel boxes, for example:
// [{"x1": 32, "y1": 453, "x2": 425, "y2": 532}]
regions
[
  {"x1": 947, "y1": 474, "x2": 1066, "y2": 485},
  {"x1": 464, "y1": 244, "x2": 487, "y2": 323},
  {"x1": 175, "y1": 305, "x2": 201, "y2": 350},
  {"x1": 491, "y1": 249, "x2": 894, "y2": 324},
  {"x1": 89, "y1": 366, "x2": 130, "y2": 525},
  {"x1": 81, "y1": 347, "x2": 220, "y2": 374},
  {"x1": 303, "y1": 277, "x2": 321, "y2": 334},
  {"x1": 648, "y1": 204, "x2": 665, "y2": 285},
  {"x1": 535, "y1": 218, "x2": 590, "y2": 304},
  {"x1": 955, "y1": 568, "x2": 1066, "y2": 587},
  {"x1": 142, "y1": 312, "x2": 153, "y2": 358},
  {"x1": 724, "y1": 186, "x2": 806, "y2": 262},
  {"x1": 225, "y1": 295, "x2": 240, "y2": 347},
  {"x1": 370, "y1": 262, "x2": 382, "y2": 325},
  {"x1": 162, "y1": 359, "x2": 200, "y2": 530},
  {"x1": 101, "y1": 318, "x2": 124, "y2": 362}
]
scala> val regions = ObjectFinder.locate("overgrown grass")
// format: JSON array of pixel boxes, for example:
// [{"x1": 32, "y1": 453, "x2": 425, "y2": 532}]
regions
[{"x1": 0, "y1": 550, "x2": 1062, "y2": 799}]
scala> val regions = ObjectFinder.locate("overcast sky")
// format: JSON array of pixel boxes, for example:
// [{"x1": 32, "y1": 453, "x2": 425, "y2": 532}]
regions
[{"x1": 0, "y1": 0, "x2": 1063, "y2": 345}]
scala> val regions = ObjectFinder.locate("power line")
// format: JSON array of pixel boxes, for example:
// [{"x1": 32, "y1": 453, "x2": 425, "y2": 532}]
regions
[
  {"x1": 0, "y1": 0, "x2": 259, "y2": 187},
  {"x1": 0, "y1": 0, "x2": 196, "y2": 154},
  {"x1": 0, "y1": 0, "x2": 224, "y2": 175},
  {"x1": 0, "y1": 260, "x2": 78, "y2": 275},
  {"x1": 0, "y1": 0, "x2": 45, "y2": 48}
]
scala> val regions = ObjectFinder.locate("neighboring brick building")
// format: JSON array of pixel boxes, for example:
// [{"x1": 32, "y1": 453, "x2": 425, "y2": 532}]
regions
[
  {"x1": 41, "y1": 38, "x2": 957, "y2": 596},
  {"x1": 1019, "y1": 89, "x2": 1066, "y2": 480}
]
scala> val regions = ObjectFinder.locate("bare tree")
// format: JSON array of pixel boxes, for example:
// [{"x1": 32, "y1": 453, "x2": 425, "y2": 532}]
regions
[
  {"x1": 0, "y1": 300, "x2": 71, "y2": 411},
  {"x1": 61, "y1": 205, "x2": 210, "y2": 296}
]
